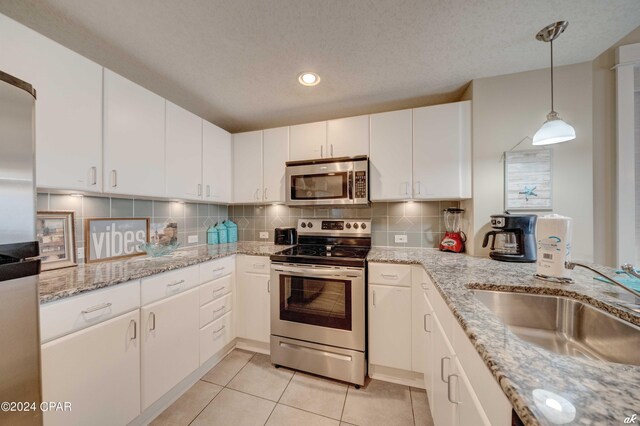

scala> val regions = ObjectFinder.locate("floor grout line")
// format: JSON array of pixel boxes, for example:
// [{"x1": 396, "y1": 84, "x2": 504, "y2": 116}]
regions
[
  {"x1": 409, "y1": 386, "x2": 416, "y2": 426},
  {"x1": 339, "y1": 384, "x2": 350, "y2": 424}
]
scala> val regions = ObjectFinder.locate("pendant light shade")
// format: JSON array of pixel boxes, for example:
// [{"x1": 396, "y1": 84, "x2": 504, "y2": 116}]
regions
[{"x1": 533, "y1": 21, "x2": 576, "y2": 146}]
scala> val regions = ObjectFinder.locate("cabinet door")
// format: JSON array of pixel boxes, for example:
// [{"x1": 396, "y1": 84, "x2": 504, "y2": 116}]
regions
[
  {"x1": 140, "y1": 288, "x2": 199, "y2": 410},
  {"x1": 370, "y1": 110, "x2": 413, "y2": 200},
  {"x1": 411, "y1": 268, "x2": 431, "y2": 374},
  {"x1": 368, "y1": 284, "x2": 412, "y2": 370},
  {"x1": 41, "y1": 310, "x2": 140, "y2": 426},
  {"x1": 236, "y1": 272, "x2": 270, "y2": 343},
  {"x1": 103, "y1": 69, "x2": 165, "y2": 197},
  {"x1": 452, "y1": 358, "x2": 492, "y2": 426},
  {"x1": 203, "y1": 121, "x2": 232, "y2": 203},
  {"x1": 412, "y1": 101, "x2": 471, "y2": 200},
  {"x1": 327, "y1": 115, "x2": 369, "y2": 158},
  {"x1": 289, "y1": 121, "x2": 327, "y2": 160},
  {"x1": 0, "y1": 14, "x2": 103, "y2": 192},
  {"x1": 166, "y1": 101, "x2": 203, "y2": 200},
  {"x1": 263, "y1": 127, "x2": 289, "y2": 203},
  {"x1": 233, "y1": 131, "x2": 263, "y2": 203},
  {"x1": 431, "y1": 313, "x2": 456, "y2": 426}
]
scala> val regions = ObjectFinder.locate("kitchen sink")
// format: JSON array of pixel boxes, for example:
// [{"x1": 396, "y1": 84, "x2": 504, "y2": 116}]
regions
[{"x1": 472, "y1": 289, "x2": 640, "y2": 366}]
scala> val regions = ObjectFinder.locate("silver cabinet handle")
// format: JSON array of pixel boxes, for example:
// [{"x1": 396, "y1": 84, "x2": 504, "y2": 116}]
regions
[
  {"x1": 255, "y1": 188, "x2": 260, "y2": 200},
  {"x1": 212, "y1": 286, "x2": 225, "y2": 293},
  {"x1": 372, "y1": 290, "x2": 376, "y2": 307},
  {"x1": 267, "y1": 280, "x2": 271, "y2": 293},
  {"x1": 130, "y1": 319, "x2": 137, "y2": 340},
  {"x1": 111, "y1": 170, "x2": 117, "y2": 188},
  {"x1": 423, "y1": 313, "x2": 431, "y2": 332},
  {"x1": 421, "y1": 283, "x2": 428, "y2": 290},
  {"x1": 89, "y1": 166, "x2": 97, "y2": 186},
  {"x1": 330, "y1": 144, "x2": 334, "y2": 157},
  {"x1": 264, "y1": 187, "x2": 268, "y2": 200},
  {"x1": 206, "y1": 185, "x2": 211, "y2": 197},
  {"x1": 415, "y1": 181, "x2": 421, "y2": 195},
  {"x1": 81, "y1": 302, "x2": 112, "y2": 314},
  {"x1": 253, "y1": 263, "x2": 266, "y2": 269},
  {"x1": 441, "y1": 357, "x2": 450, "y2": 383},
  {"x1": 381, "y1": 273, "x2": 398, "y2": 279},
  {"x1": 403, "y1": 182, "x2": 409, "y2": 195},
  {"x1": 320, "y1": 145, "x2": 324, "y2": 158},
  {"x1": 213, "y1": 267, "x2": 225, "y2": 273},
  {"x1": 447, "y1": 374, "x2": 460, "y2": 404},
  {"x1": 213, "y1": 325, "x2": 225, "y2": 334},
  {"x1": 213, "y1": 305, "x2": 226, "y2": 314},
  {"x1": 198, "y1": 184, "x2": 202, "y2": 196},
  {"x1": 167, "y1": 279, "x2": 185, "y2": 288},
  {"x1": 149, "y1": 312, "x2": 156, "y2": 331}
]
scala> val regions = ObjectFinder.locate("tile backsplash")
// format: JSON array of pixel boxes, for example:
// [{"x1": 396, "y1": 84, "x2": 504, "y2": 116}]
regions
[
  {"x1": 229, "y1": 201, "x2": 460, "y2": 248},
  {"x1": 37, "y1": 193, "x2": 228, "y2": 262}
]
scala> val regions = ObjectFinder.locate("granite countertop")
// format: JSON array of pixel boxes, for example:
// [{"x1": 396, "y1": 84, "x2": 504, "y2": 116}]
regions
[
  {"x1": 39, "y1": 242, "x2": 292, "y2": 304},
  {"x1": 367, "y1": 247, "x2": 640, "y2": 426}
]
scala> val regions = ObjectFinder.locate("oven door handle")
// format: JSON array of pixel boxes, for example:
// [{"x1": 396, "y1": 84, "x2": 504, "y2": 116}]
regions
[{"x1": 272, "y1": 268, "x2": 362, "y2": 280}]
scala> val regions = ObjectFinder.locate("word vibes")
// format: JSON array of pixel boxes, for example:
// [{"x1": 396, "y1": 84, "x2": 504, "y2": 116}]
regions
[{"x1": 91, "y1": 224, "x2": 146, "y2": 258}]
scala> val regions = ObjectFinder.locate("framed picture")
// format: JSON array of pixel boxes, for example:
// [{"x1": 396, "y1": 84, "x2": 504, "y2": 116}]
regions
[
  {"x1": 36, "y1": 211, "x2": 77, "y2": 271},
  {"x1": 504, "y1": 149, "x2": 553, "y2": 211},
  {"x1": 84, "y1": 218, "x2": 150, "y2": 263}
]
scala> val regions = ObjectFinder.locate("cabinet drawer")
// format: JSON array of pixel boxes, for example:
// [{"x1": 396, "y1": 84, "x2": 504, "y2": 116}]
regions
[
  {"x1": 199, "y1": 256, "x2": 235, "y2": 284},
  {"x1": 40, "y1": 280, "x2": 140, "y2": 343},
  {"x1": 368, "y1": 263, "x2": 412, "y2": 286},
  {"x1": 141, "y1": 265, "x2": 199, "y2": 305},
  {"x1": 200, "y1": 274, "x2": 233, "y2": 306},
  {"x1": 200, "y1": 293, "x2": 232, "y2": 328},
  {"x1": 200, "y1": 311, "x2": 234, "y2": 365},
  {"x1": 237, "y1": 255, "x2": 270, "y2": 274}
]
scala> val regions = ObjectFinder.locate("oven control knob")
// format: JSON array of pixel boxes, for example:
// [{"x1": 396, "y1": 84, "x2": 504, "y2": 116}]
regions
[
  {"x1": 361, "y1": 223, "x2": 367, "y2": 229},
  {"x1": 345, "y1": 223, "x2": 352, "y2": 229},
  {"x1": 307, "y1": 222, "x2": 313, "y2": 228},
  {"x1": 353, "y1": 223, "x2": 359, "y2": 229},
  {"x1": 301, "y1": 222, "x2": 306, "y2": 228}
]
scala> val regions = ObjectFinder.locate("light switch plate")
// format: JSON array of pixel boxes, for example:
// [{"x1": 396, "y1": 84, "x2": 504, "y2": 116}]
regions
[
  {"x1": 259, "y1": 231, "x2": 269, "y2": 239},
  {"x1": 77, "y1": 248, "x2": 84, "y2": 260},
  {"x1": 395, "y1": 234, "x2": 408, "y2": 243},
  {"x1": 188, "y1": 235, "x2": 198, "y2": 243}
]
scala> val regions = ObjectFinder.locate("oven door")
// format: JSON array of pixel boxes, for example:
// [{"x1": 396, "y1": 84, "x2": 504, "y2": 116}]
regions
[
  {"x1": 286, "y1": 161, "x2": 354, "y2": 206},
  {"x1": 270, "y1": 263, "x2": 365, "y2": 351}
]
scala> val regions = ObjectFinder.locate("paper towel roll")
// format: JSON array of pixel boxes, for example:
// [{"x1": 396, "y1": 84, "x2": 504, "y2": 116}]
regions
[{"x1": 536, "y1": 214, "x2": 572, "y2": 279}]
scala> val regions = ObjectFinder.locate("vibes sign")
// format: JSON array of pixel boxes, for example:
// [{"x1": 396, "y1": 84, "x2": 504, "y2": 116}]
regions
[{"x1": 85, "y1": 218, "x2": 149, "y2": 263}]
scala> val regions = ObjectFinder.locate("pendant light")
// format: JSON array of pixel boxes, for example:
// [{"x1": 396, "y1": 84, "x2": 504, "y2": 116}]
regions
[{"x1": 532, "y1": 21, "x2": 576, "y2": 146}]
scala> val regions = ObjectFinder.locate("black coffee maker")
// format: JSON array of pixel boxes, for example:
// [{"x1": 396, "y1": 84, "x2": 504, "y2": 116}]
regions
[{"x1": 482, "y1": 213, "x2": 537, "y2": 262}]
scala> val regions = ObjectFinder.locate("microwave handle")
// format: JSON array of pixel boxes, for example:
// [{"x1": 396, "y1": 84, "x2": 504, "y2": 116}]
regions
[{"x1": 348, "y1": 170, "x2": 354, "y2": 201}]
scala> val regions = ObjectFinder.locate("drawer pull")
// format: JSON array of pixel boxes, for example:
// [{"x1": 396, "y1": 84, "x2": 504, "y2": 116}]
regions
[
  {"x1": 212, "y1": 286, "x2": 226, "y2": 293},
  {"x1": 81, "y1": 302, "x2": 112, "y2": 314},
  {"x1": 447, "y1": 374, "x2": 460, "y2": 404},
  {"x1": 381, "y1": 273, "x2": 399, "y2": 279},
  {"x1": 213, "y1": 325, "x2": 225, "y2": 334},
  {"x1": 130, "y1": 320, "x2": 137, "y2": 340},
  {"x1": 212, "y1": 267, "x2": 225, "y2": 273},
  {"x1": 421, "y1": 283, "x2": 428, "y2": 290},
  {"x1": 423, "y1": 313, "x2": 431, "y2": 333},
  {"x1": 440, "y1": 357, "x2": 450, "y2": 383},
  {"x1": 267, "y1": 280, "x2": 270, "y2": 293},
  {"x1": 167, "y1": 279, "x2": 185, "y2": 288},
  {"x1": 149, "y1": 312, "x2": 156, "y2": 331},
  {"x1": 253, "y1": 263, "x2": 265, "y2": 269},
  {"x1": 213, "y1": 305, "x2": 226, "y2": 314}
]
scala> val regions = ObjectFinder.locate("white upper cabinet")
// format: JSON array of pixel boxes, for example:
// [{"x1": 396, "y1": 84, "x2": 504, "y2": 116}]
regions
[
  {"x1": 103, "y1": 69, "x2": 166, "y2": 198},
  {"x1": 0, "y1": 14, "x2": 103, "y2": 192},
  {"x1": 327, "y1": 115, "x2": 370, "y2": 158},
  {"x1": 289, "y1": 121, "x2": 327, "y2": 160},
  {"x1": 262, "y1": 127, "x2": 289, "y2": 203},
  {"x1": 203, "y1": 121, "x2": 232, "y2": 203},
  {"x1": 165, "y1": 101, "x2": 203, "y2": 200},
  {"x1": 370, "y1": 109, "x2": 413, "y2": 200},
  {"x1": 233, "y1": 131, "x2": 263, "y2": 203},
  {"x1": 413, "y1": 101, "x2": 471, "y2": 200}
]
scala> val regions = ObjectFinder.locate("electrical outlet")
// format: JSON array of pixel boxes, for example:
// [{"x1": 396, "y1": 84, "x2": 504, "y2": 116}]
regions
[
  {"x1": 77, "y1": 248, "x2": 84, "y2": 259},
  {"x1": 394, "y1": 234, "x2": 408, "y2": 243},
  {"x1": 188, "y1": 235, "x2": 198, "y2": 244},
  {"x1": 259, "y1": 231, "x2": 269, "y2": 239}
]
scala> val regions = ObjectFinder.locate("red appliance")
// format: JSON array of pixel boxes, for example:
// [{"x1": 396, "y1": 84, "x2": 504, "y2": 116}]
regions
[{"x1": 439, "y1": 208, "x2": 466, "y2": 253}]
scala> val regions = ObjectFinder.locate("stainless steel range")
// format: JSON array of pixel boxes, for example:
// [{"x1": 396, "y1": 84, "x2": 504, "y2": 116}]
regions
[{"x1": 270, "y1": 218, "x2": 371, "y2": 387}]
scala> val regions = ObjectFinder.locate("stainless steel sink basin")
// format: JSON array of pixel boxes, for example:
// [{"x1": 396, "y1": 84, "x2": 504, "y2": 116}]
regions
[{"x1": 472, "y1": 290, "x2": 640, "y2": 366}]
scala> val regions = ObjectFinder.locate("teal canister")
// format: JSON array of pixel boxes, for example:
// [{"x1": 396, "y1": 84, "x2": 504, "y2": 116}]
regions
[
  {"x1": 226, "y1": 220, "x2": 238, "y2": 243},
  {"x1": 216, "y1": 222, "x2": 228, "y2": 244},
  {"x1": 207, "y1": 225, "x2": 219, "y2": 245}
]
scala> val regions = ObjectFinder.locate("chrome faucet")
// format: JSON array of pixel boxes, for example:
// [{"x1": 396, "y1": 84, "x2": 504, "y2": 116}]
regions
[{"x1": 565, "y1": 261, "x2": 640, "y2": 299}]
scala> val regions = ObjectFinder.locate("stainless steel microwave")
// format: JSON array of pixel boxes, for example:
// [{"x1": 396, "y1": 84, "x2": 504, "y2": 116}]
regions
[{"x1": 285, "y1": 156, "x2": 369, "y2": 207}]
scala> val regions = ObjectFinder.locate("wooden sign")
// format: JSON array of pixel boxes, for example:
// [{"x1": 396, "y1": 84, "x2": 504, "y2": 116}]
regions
[
  {"x1": 84, "y1": 218, "x2": 150, "y2": 263},
  {"x1": 504, "y1": 149, "x2": 553, "y2": 211}
]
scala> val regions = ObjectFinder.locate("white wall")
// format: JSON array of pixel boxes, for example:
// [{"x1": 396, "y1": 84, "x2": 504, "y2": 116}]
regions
[{"x1": 467, "y1": 62, "x2": 594, "y2": 261}]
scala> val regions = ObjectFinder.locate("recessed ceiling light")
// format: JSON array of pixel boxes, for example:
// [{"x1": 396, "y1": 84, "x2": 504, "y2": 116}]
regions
[{"x1": 298, "y1": 72, "x2": 320, "y2": 86}]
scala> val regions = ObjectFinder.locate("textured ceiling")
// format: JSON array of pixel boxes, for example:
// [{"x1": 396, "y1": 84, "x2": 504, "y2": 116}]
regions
[{"x1": 1, "y1": 0, "x2": 639, "y2": 133}]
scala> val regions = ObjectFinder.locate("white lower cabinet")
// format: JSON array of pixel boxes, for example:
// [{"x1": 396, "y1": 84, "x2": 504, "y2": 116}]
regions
[
  {"x1": 140, "y1": 287, "x2": 199, "y2": 410},
  {"x1": 200, "y1": 311, "x2": 234, "y2": 363},
  {"x1": 236, "y1": 255, "x2": 271, "y2": 343},
  {"x1": 430, "y1": 312, "x2": 456, "y2": 426},
  {"x1": 368, "y1": 284, "x2": 412, "y2": 370},
  {"x1": 41, "y1": 310, "x2": 140, "y2": 426}
]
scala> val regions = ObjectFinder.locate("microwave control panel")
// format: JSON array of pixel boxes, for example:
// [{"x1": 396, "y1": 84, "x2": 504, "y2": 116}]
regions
[{"x1": 354, "y1": 171, "x2": 367, "y2": 199}]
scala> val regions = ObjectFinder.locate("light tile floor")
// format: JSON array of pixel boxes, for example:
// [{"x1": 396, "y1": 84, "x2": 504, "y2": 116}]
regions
[{"x1": 152, "y1": 349, "x2": 435, "y2": 426}]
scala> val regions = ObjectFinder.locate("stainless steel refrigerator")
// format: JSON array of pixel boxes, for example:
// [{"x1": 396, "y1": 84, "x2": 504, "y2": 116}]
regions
[{"x1": 0, "y1": 70, "x2": 43, "y2": 425}]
